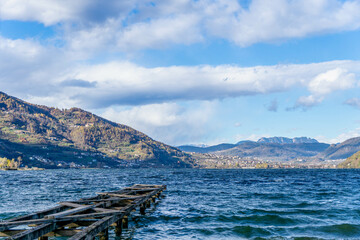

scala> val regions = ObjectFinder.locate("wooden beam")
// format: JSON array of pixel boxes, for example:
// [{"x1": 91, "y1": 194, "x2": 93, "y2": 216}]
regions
[
  {"x1": 0, "y1": 211, "x2": 125, "y2": 230},
  {"x1": 96, "y1": 193, "x2": 145, "y2": 199},
  {"x1": 0, "y1": 230, "x2": 23, "y2": 237},
  {"x1": 3, "y1": 205, "x2": 67, "y2": 224},
  {"x1": 124, "y1": 188, "x2": 160, "y2": 192},
  {"x1": 114, "y1": 219, "x2": 122, "y2": 236},
  {"x1": 122, "y1": 216, "x2": 128, "y2": 229},
  {"x1": 68, "y1": 215, "x2": 123, "y2": 240},
  {"x1": 44, "y1": 229, "x2": 82, "y2": 237},
  {"x1": 59, "y1": 202, "x2": 116, "y2": 212},
  {"x1": 64, "y1": 220, "x2": 98, "y2": 228},
  {"x1": 1, "y1": 184, "x2": 166, "y2": 240},
  {"x1": 5, "y1": 222, "x2": 67, "y2": 240},
  {"x1": 45, "y1": 205, "x2": 96, "y2": 219}
]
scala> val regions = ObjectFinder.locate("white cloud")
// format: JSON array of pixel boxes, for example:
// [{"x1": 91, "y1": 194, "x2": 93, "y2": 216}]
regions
[
  {"x1": 100, "y1": 102, "x2": 216, "y2": 145},
  {"x1": 295, "y1": 95, "x2": 324, "y2": 109},
  {"x1": 344, "y1": 98, "x2": 360, "y2": 109},
  {"x1": 293, "y1": 68, "x2": 356, "y2": 110},
  {"x1": 2, "y1": 0, "x2": 360, "y2": 50},
  {"x1": 308, "y1": 68, "x2": 355, "y2": 95},
  {"x1": 57, "y1": 60, "x2": 360, "y2": 108},
  {"x1": 117, "y1": 14, "x2": 203, "y2": 50},
  {"x1": 0, "y1": 38, "x2": 359, "y2": 109},
  {"x1": 0, "y1": 35, "x2": 358, "y2": 111},
  {"x1": 0, "y1": 0, "x2": 136, "y2": 26},
  {"x1": 320, "y1": 128, "x2": 360, "y2": 144},
  {"x1": 70, "y1": 0, "x2": 360, "y2": 50},
  {"x1": 0, "y1": 36, "x2": 69, "y2": 97},
  {"x1": 210, "y1": 0, "x2": 360, "y2": 46}
]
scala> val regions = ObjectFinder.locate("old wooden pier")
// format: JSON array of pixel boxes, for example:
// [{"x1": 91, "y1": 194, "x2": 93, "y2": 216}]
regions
[{"x1": 0, "y1": 184, "x2": 166, "y2": 240}]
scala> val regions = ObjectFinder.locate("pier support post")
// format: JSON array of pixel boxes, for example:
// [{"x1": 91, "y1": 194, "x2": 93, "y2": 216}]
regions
[
  {"x1": 140, "y1": 203, "x2": 146, "y2": 215},
  {"x1": 122, "y1": 216, "x2": 128, "y2": 229},
  {"x1": 146, "y1": 200, "x2": 151, "y2": 208},
  {"x1": 99, "y1": 228, "x2": 108, "y2": 240},
  {"x1": 38, "y1": 236, "x2": 48, "y2": 240},
  {"x1": 115, "y1": 220, "x2": 123, "y2": 236}
]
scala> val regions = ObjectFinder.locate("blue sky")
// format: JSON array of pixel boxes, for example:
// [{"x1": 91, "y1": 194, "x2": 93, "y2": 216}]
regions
[{"x1": 0, "y1": 0, "x2": 360, "y2": 145}]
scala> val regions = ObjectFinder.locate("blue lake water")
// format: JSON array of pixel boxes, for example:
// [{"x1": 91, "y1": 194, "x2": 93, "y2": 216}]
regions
[{"x1": 1, "y1": 169, "x2": 360, "y2": 239}]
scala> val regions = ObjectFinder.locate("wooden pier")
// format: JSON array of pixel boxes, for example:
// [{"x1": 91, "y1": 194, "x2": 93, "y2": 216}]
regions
[{"x1": 0, "y1": 184, "x2": 166, "y2": 240}]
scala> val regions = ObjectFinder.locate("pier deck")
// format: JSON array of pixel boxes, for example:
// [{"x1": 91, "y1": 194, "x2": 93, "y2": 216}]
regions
[{"x1": 0, "y1": 184, "x2": 166, "y2": 240}]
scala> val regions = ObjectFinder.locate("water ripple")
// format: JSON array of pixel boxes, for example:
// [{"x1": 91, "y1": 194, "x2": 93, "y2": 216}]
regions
[{"x1": 1, "y1": 169, "x2": 360, "y2": 239}]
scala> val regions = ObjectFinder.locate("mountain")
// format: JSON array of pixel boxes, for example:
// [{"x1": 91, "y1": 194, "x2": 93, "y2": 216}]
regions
[
  {"x1": 180, "y1": 136, "x2": 360, "y2": 161},
  {"x1": 257, "y1": 137, "x2": 318, "y2": 144},
  {"x1": 217, "y1": 141, "x2": 330, "y2": 161},
  {"x1": 236, "y1": 140, "x2": 255, "y2": 145},
  {"x1": 316, "y1": 137, "x2": 360, "y2": 160},
  {"x1": 0, "y1": 92, "x2": 193, "y2": 168},
  {"x1": 337, "y1": 151, "x2": 360, "y2": 168},
  {"x1": 177, "y1": 143, "x2": 237, "y2": 153}
]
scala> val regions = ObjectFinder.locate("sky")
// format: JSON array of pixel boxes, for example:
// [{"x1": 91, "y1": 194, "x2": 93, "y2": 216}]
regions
[{"x1": 0, "y1": 0, "x2": 360, "y2": 146}]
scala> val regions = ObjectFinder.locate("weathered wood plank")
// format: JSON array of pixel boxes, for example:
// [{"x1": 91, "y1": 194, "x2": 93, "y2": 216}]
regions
[
  {"x1": 1, "y1": 184, "x2": 166, "y2": 239},
  {"x1": 44, "y1": 229, "x2": 82, "y2": 237},
  {"x1": 0, "y1": 230, "x2": 24, "y2": 237},
  {"x1": 124, "y1": 188, "x2": 160, "y2": 191},
  {"x1": 45, "y1": 205, "x2": 95, "y2": 219},
  {"x1": 68, "y1": 215, "x2": 123, "y2": 240},
  {"x1": 59, "y1": 202, "x2": 115, "y2": 212},
  {"x1": 0, "y1": 211, "x2": 125, "y2": 230},
  {"x1": 5, "y1": 222, "x2": 66, "y2": 240},
  {"x1": 3, "y1": 205, "x2": 67, "y2": 223},
  {"x1": 96, "y1": 193, "x2": 145, "y2": 199}
]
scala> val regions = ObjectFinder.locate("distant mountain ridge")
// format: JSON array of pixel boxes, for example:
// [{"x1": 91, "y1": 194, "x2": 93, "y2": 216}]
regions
[
  {"x1": 257, "y1": 137, "x2": 318, "y2": 144},
  {"x1": 217, "y1": 141, "x2": 330, "y2": 161},
  {"x1": 317, "y1": 137, "x2": 360, "y2": 160},
  {"x1": 178, "y1": 143, "x2": 237, "y2": 154},
  {"x1": 0, "y1": 91, "x2": 193, "y2": 168},
  {"x1": 180, "y1": 136, "x2": 360, "y2": 161}
]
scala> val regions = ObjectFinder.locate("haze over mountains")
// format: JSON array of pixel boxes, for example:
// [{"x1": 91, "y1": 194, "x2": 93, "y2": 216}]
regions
[{"x1": 178, "y1": 136, "x2": 360, "y2": 161}]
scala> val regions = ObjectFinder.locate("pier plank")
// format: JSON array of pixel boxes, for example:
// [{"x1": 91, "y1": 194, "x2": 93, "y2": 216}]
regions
[
  {"x1": 0, "y1": 184, "x2": 166, "y2": 240},
  {"x1": 6, "y1": 222, "x2": 67, "y2": 240},
  {"x1": 58, "y1": 202, "x2": 114, "y2": 213}
]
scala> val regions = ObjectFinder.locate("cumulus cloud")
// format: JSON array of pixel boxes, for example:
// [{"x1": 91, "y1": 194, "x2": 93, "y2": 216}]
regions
[
  {"x1": 101, "y1": 102, "x2": 216, "y2": 145},
  {"x1": 60, "y1": 60, "x2": 360, "y2": 108},
  {"x1": 0, "y1": 0, "x2": 137, "y2": 26},
  {"x1": 344, "y1": 98, "x2": 360, "y2": 109},
  {"x1": 60, "y1": 79, "x2": 97, "y2": 88},
  {"x1": 292, "y1": 68, "x2": 356, "y2": 110},
  {"x1": 208, "y1": 0, "x2": 360, "y2": 46},
  {"x1": 0, "y1": 35, "x2": 358, "y2": 111},
  {"x1": 292, "y1": 95, "x2": 324, "y2": 110},
  {"x1": 308, "y1": 68, "x2": 355, "y2": 95},
  {"x1": 116, "y1": 14, "x2": 203, "y2": 50},
  {"x1": 0, "y1": 36, "x2": 68, "y2": 97},
  {"x1": 0, "y1": 38, "x2": 359, "y2": 110},
  {"x1": 322, "y1": 128, "x2": 360, "y2": 144},
  {"x1": 2, "y1": 0, "x2": 360, "y2": 50}
]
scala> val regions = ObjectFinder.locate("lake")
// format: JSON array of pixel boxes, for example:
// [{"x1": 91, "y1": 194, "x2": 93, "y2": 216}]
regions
[{"x1": 1, "y1": 169, "x2": 360, "y2": 239}]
